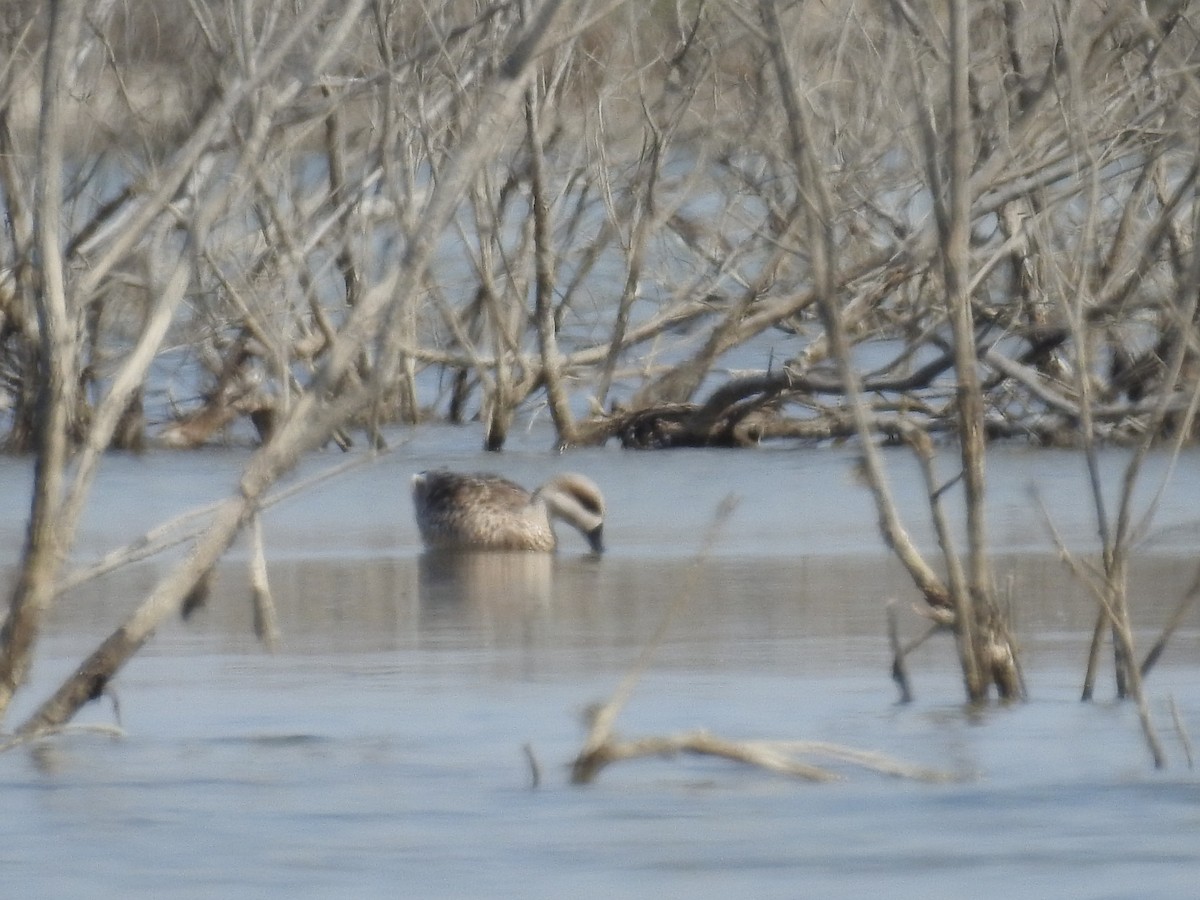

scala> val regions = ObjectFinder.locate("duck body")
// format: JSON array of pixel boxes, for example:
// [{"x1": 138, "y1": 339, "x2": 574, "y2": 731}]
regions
[{"x1": 411, "y1": 470, "x2": 605, "y2": 553}]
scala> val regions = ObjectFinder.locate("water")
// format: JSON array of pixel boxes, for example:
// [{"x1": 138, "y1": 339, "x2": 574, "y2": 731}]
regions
[{"x1": 1, "y1": 428, "x2": 1199, "y2": 897}]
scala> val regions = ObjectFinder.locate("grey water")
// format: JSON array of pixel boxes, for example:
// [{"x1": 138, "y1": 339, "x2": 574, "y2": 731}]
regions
[{"x1": 1, "y1": 427, "x2": 1199, "y2": 898}]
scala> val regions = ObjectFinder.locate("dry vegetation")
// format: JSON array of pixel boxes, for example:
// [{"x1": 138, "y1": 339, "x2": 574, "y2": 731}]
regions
[
  {"x1": 0, "y1": 0, "x2": 1198, "y2": 762},
  {"x1": 0, "y1": 1, "x2": 1196, "y2": 454}
]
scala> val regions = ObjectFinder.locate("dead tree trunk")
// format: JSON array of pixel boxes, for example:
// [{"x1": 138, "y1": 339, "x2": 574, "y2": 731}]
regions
[
  {"x1": 0, "y1": 0, "x2": 84, "y2": 724},
  {"x1": 943, "y1": 0, "x2": 1022, "y2": 700},
  {"x1": 945, "y1": 0, "x2": 1002, "y2": 700}
]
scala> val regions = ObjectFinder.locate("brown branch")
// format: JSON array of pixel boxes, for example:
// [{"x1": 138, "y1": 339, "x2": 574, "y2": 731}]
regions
[
  {"x1": 1140, "y1": 564, "x2": 1200, "y2": 679},
  {"x1": 573, "y1": 728, "x2": 840, "y2": 783},
  {"x1": 572, "y1": 726, "x2": 960, "y2": 785},
  {"x1": 525, "y1": 74, "x2": 576, "y2": 445}
]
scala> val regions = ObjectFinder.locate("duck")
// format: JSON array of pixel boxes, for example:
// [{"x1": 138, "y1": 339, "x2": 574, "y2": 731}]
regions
[{"x1": 411, "y1": 469, "x2": 605, "y2": 553}]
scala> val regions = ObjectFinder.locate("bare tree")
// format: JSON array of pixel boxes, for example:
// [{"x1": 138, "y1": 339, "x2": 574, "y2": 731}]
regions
[{"x1": 0, "y1": 0, "x2": 581, "y2": 734}]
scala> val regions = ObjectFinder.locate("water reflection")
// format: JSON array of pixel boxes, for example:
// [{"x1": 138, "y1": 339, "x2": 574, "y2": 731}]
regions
[
  {"x1": 37, "y1": 551, "x2": 1200, "y2": 671},
  {"x1": 6, "y1": 444, "x2": 1200, "y2": 899},
  {"x1": 417, "y1": 551, "x2": 555, "y2": 610},
  {"x1": 416, "y1": 551, "x2": 556, "y2": 658},
  {"x1": 413, "y1": 551, "x2": 613, "y2": 677},
  {"x1": 12, "y1": 548, "x2": 1200, "y2": 900}
]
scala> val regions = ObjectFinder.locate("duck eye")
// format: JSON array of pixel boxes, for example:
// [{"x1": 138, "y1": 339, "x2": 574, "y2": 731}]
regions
[{"x1": 574, "y1": 491, "x2": 603, "y2": 516}]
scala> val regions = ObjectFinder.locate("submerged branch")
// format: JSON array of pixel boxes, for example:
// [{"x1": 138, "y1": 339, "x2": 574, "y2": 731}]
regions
[{"x1": 570, "y1": 728, "x2": 961, "y2": 784}]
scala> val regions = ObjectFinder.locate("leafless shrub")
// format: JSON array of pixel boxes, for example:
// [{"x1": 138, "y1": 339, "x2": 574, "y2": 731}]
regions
[{"x1": 1, "y1": 2, "x2": 1196, "y2": 454}]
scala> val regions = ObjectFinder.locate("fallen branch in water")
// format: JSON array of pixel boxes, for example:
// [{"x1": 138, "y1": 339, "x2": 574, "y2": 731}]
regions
[
  {"x1": 572, "y1": 727, "x2": 838, "y2": 783},
  {"x1": 570, "y1": 495, "x2": 738, "y2": 782},
  {"x1": 569, "y1": 495, "x2": 956, "y2": 786},
  {"x1": 570, "y1": 724, "x2": 960, "y2": 784}
]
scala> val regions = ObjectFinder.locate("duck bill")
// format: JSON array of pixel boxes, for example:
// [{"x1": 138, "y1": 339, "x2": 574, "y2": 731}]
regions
[{"x1": 586, "y1": 525, "x2": 605, "y2": 555}]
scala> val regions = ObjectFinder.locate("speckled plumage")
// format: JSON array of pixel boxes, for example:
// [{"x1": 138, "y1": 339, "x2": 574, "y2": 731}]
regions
[{"x1": 411, "y1": 470, "x2": 605, "y2": 553}]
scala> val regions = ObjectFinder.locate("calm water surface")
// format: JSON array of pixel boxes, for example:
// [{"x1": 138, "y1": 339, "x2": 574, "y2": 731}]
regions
[{"x1": 1, "y1": 428, "x2": 1199, "y2": 898}]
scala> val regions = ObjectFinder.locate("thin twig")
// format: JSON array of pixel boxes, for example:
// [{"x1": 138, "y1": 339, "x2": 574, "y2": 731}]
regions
[
  {"x1": 1140, "y1": 563, "x2": 1200, "y2": 678},
  {"x1": 522, "y1": 742, "x2": 542, "y2": 789},
  {"x1": 887, "y1": 599, "x2": 914, "y2": 704},
  {"x1": 1169, "y1": 696, "x2": 1194, "y2": 769},
  {"x1": 56, "y1": 447, "x2": 396, "y2": 597}
]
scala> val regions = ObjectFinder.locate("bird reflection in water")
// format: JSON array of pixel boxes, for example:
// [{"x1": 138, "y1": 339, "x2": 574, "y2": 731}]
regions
[{"x1": 417, "y1": 550, "x2": 554, "y2": 610}]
